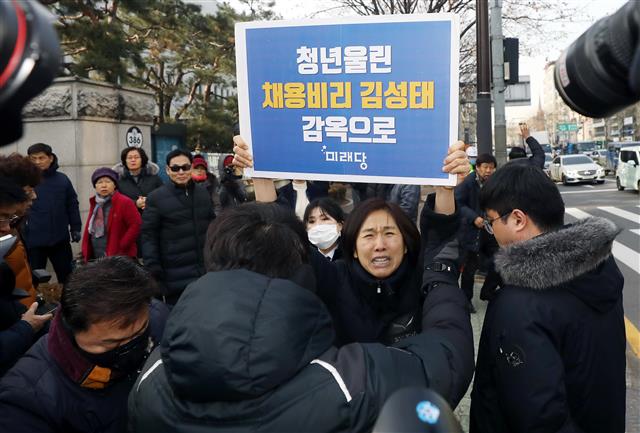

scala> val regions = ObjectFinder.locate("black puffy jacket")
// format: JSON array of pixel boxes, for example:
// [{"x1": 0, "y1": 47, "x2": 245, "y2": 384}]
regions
[
  {"x1": 141, "y1": 181, "x2": 214, "y2": 302},
  {"x1": 113, "y1": 162, "x2": 163, "y2": 209},
  {"x1": 23, "y1": 155, "x2": 81, "y2": 248},
  {"x1": 470, "y1": 217, "x2": 626, "y2": 433},
  {"x1": 128, "y1": 259, "x2": 472, "y2": 432}
]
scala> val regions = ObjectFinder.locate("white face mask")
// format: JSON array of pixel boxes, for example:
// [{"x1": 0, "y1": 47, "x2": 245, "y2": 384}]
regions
[{"x1": 307, "y1": 223, "x2": 340, "y2": 250}]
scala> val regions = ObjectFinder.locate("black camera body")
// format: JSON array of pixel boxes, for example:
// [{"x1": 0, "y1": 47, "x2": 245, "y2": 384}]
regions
[
  {"x1": 0, "y1": 0, "x2": 61, "y2": 146},
  {"x1": 554, "y1": 1, "x2": 640, "y2": 118}
]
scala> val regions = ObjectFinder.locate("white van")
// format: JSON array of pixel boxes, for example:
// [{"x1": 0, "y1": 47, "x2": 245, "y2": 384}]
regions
[{"x1": 616, "y1": 144, "x2": 640, "y2": 192}]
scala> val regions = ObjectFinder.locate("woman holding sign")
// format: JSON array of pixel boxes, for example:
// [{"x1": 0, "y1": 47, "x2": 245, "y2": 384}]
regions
[{"x1": 233, "y1": 136, "x2": 473, "y2": 407}]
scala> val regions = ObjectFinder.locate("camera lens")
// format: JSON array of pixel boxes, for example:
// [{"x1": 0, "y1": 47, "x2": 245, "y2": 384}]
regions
[
  {"x1": 0, "y1": 1, "x2": 61, "y2": 146},
  {"x1": 554, "y1": 1, "x2": 640, "y2": 118}
]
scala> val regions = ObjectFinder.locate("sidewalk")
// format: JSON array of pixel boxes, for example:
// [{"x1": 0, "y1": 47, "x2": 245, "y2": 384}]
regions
[
  {"x1": 453, "y1": 280, "x2": 640, "y2": 433},
  {"x1": 452, "y1": 281, "x2": 485, "y2": 432}
]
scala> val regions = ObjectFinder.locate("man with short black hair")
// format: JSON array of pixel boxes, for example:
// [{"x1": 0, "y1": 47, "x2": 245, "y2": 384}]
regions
[
  {"x1": 455, "y1": 153, "x2": 500, "y2": 308},
  {"x1": 141, "y1": 149, "x2": 215, "y2": 305},
  {"x1": 129, "y1": 201, "x2": 472, "y2": 433},
  {"x1": 470, "y1": 164, "x2": 626, "y2": 433},
  {"x1": 25, "y1": 143, "x2": 81, "y2": 285},
  {"x1": 0, "y1": 256, "x2": 168, "y2": 433}
]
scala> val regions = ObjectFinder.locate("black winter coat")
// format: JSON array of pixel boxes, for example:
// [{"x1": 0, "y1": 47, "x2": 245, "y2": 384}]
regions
[
  {"x1": 128, "y1": 258, "x2": 472, "y2": 432},
  {"x1": 197, "y1": 173, "x2": 222, "y2": 214},
  {"x1": 367, "y1": 183, "x2": 421, "y2": 222},
  {"x1": 310, "y1": 194, "x2": 461, "y2": 347},
  {"x1": 141, "y1": 181, "x2": 214, "y2": 302},
  {"x1": 0, "y1": 252, "x2": 33, "y2": 376},
  {"x1": 509, "y1": 136, "x2": 546, "y2": 169},
  {"x1": 455, "y1": 172, "x2": 483, "y2": 252},
  {"x1": 0, "y1": 292, "x2": 32, "y2": 376},
  {"x1": 114, "y1": 163, "x2": 163, "y2": 209},
  {"x1": 277, "y1": 180, "x2": 329, "y2": 209},
  {"x1": 23, "y1": 155, "x2": 81, "y2": 248},
  {"x1": 470, "y1": 217, "x2": 626, "y2": 433},
  {"x1": 0, "y1": 301, "x2": 168, "y2": 433}
]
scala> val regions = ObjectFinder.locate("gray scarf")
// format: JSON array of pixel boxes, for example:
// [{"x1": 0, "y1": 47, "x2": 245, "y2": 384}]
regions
[{"x1": 88, "y1": 194, "x2": 112, "y2": 238}]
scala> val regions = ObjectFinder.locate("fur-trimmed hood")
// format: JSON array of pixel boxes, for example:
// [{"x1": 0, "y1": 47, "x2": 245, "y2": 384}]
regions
[
  {"x1": 111, "y1": 161, "x2": 160, "y2": 177},
  {"x1": 495, "y1": 217, "x2": 624, "y2": 310}
]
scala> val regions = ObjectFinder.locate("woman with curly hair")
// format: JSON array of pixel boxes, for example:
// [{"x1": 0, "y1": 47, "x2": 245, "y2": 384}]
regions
[{"x1": 0, "y1": 154, "x2": 43, "y2": 307}]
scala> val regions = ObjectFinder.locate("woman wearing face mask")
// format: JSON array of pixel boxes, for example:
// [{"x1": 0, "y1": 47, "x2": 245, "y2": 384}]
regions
[
  {"x1": 81, "y1": 168, "x2": 141, "y2": 262},
  {"x1": 303, "y1": 198, "x2": 345, "y2": 261}
]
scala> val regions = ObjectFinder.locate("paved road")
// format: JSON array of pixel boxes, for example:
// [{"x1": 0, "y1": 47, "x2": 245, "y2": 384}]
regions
[
  {"x1": 558, "y1": 178, "x2": 639, "y2": 336},
  {"x1": 559, "y1": 177, "x2": 640, "y2": 433}
]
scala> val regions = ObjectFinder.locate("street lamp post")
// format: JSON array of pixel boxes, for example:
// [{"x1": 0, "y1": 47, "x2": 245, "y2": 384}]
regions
[{"x1": 476, "y1": 0, "x2": 493, "y2": 156}]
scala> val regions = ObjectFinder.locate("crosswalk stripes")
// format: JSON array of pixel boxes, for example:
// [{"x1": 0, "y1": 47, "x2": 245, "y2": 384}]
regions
[
  {"x1": 564, "y1": 207, "x2": 589, "y2": 219},
  {"x1": 564, "y1": 207, "x2": 640, "y2": 272},
  {"x1": 560, "y1": 188, "x2": 618, "y2": 194},
  {"x1": 565, "y1": 206, "x2": 640, "y2": 357},
  {"x1": 598, "y1": 206, "x2": 640, "y2": 224}
]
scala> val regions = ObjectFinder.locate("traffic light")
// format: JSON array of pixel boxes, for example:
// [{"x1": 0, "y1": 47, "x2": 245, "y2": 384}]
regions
[{"x1": 504, "y1": 38, "x2": 519, "y2": 85}]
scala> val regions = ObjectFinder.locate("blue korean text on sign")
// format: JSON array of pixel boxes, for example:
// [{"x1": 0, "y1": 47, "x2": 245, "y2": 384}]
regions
[{"x1": 236, "y1": 15, "x2": 459, "y2": 185}]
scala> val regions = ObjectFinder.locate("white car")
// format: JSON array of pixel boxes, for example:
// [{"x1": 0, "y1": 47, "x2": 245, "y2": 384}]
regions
[
  {"x1": 549, "y1": 155, "x2": 605, "y2": 185},
  {"x1": 543, "y1": 153, "x2": 553, "y2": 176},
  {"x1": 616, "y1": 145, "x2": 640, "y2": 192},
  {"x1": 590, "y1": 149, "x2": 609, "y2": 166}
]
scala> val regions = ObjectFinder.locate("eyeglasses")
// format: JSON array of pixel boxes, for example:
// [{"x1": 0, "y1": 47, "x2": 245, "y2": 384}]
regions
[
  {"x1": 0, "y1": 215, "x2": 20, "y2": 227},
  {"x1": 482, "y1": 210, "x2": 512, "y2": 235},
  {"x1": 169, "y1": 164, "x2": 191, "y2": 173}
]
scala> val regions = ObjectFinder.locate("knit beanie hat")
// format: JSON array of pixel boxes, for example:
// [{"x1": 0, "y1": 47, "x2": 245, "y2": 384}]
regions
[
  {"x1": 91, "y1": 167, "x2": 119, "y2": 187},
  {"x1": 192, "y1": 155, "x2": 208, "y2": 169}
]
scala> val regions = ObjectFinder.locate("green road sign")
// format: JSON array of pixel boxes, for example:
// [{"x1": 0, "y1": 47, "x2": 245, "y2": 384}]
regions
[{"x1": 557, "y1": 123, "x2": 579, "y2": 132}]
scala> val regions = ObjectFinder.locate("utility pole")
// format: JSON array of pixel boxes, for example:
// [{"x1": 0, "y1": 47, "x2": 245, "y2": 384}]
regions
[
  {"x1": 490, "y1": 0, "x2": 508, "y2": 166},
  {"x1": 476, "y1": 0, "x2": 492, "y2": 156}
]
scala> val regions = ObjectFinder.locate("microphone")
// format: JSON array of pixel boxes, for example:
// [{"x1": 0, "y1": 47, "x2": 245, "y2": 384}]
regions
[{"x1": 373, "y1": 387, "x2": 463, "y2": 433}]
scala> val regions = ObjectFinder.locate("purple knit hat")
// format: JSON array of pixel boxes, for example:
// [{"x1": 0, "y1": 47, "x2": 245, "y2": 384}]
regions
[{"x1": 91, "y1": 167, "x2": 119, "y2": 186}]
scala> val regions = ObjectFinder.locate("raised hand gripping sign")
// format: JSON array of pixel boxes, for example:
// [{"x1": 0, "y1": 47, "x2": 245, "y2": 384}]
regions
[{"x1": 235, "y1": 14, "x2": 459, "y2": 186}]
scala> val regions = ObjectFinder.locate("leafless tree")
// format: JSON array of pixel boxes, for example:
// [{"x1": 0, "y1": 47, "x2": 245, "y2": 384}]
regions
[{"x1": 314, "y1": 0, "x2": 588, "y2": 141}]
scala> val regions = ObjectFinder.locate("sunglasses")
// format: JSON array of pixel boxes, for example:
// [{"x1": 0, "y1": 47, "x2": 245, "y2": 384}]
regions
[{"x1": 169, "y1": 164, "x2": 191, "y2": 173}]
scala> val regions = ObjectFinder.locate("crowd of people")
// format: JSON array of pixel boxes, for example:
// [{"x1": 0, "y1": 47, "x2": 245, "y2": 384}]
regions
[{"x1": 0, "y1": 128, "x2": 627, "y2": 433}]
